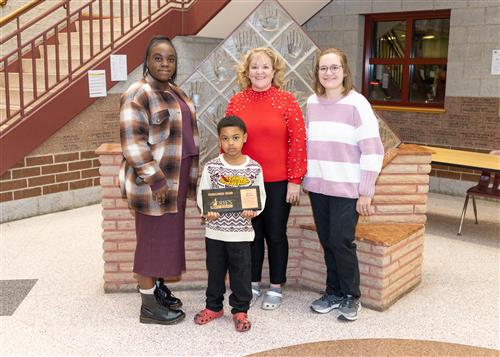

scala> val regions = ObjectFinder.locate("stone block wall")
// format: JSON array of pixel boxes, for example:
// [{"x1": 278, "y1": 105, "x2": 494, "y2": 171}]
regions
[
  {"x1": 303, "y1": 0, "x2": 500, "y2": 195},
  {"x1": 97, "y1": 144, "x2": 310, "y2": 292},
  {"x1": 0, "y1": 150, "x2": 99, "y2": 202},
  {"x1": 368, "y1": 145, "x2": 432, "y2": 224},
  {"x1": 377, "y1": 97, "x2": 499, "y2": 195},
  {"x1": 303, "y1": 0, "x2": 500, "y2": 102},
  {"x1": 301, "y1": 224, "x2": 425, "y2": 311},
  {"x1": 0, "y1": 149, "x2": 101, "y2": 222}
]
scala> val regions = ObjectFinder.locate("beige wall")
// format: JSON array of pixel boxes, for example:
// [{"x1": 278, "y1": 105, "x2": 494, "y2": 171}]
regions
[
  {"x1": 302, "y1": 0, "x2": 500, "y2": 196},
  {"x1": 302, "y1": 0, "x2": 500, "y2": 98}
]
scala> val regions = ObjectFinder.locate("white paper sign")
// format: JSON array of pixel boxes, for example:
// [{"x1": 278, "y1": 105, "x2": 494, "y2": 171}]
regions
[
  {"x1": 491, "y1": 49, "x2": 500, "y2": 75},
  {"x1": 88, "y1": 70, "x2": 107, "y2": 97},
  {"x1": 110, "y1": 54, "x2": 128, "y2": 81}
]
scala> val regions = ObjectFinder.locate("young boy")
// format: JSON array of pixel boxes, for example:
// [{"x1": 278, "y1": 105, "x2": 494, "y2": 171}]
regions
[{"x1": 195, "y1": 116, "x2": 266, "y2": 332}]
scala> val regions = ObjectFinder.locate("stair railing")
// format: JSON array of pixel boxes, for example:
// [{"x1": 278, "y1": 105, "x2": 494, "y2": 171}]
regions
[{"x1": 0, "y1": 0, "x2": 194, "y2": 129}]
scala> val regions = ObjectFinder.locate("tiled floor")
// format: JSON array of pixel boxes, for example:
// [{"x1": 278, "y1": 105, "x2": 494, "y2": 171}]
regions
[{"x1": 1, "y1": 193, "x2": 499, "y2": 356}]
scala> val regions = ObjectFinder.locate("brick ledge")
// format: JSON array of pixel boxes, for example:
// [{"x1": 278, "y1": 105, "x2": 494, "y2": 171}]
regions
[
  {"x1": 301, "y1": 223, "x2": 424, "y2": 246},
  {"x1": 97, "y1": 143, "x2": 433, "y2": 169}
]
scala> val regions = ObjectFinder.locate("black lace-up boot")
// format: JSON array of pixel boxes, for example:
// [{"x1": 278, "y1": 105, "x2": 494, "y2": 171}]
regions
[
  {"x1": 140, "y1": 292, "x2": 185, "y2": 325},
  {"x1": 154, "y1": 278, "x2": 183, "y2": 309}
]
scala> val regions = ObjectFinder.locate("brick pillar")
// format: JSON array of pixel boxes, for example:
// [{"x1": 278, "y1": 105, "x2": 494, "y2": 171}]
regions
[
  {"x1": 97, "y1": 145, "x2": 136, "y2": 292},
  {"x1": 96, "y1": 144, "x2": 207, "y2": 292},
  {"x1": 301, "y1": 224, "x2": 425, "y2": 311},
  {"x1": 369, "y1": 144, "x2": 432, "y2": 224}
]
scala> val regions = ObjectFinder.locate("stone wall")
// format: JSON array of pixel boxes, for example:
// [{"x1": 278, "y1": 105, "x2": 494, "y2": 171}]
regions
[
  {"x1": 301, "y1": 224, "x2": 425, "y2": 311},
  {"x1": 97, "y1": 144, "x2": 432, "y2": 293},
  {"x1": 302, "y1": 0, "x2": 500, "y2": 194},
  {"x1": 303, "y1": 0, "x2": 500, "y2": 101}
]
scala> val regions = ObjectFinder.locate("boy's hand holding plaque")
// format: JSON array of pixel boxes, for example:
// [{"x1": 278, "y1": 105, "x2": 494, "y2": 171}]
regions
[{"x1": 201, "y1": 186, "x2": 262, "y2": 215}]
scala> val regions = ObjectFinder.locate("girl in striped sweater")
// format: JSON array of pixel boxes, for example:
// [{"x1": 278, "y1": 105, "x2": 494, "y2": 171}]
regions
[{"x1": 304, "y1": 48, "x2": 384, "y2": 321}]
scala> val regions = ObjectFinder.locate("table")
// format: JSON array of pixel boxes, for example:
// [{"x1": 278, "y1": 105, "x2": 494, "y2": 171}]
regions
[
  {"x1": 422, "y1": 146, "x2": 500, "y2": 172},
  {"x1": 422, "y1": 146, "x2": 500, "y2": 235}
]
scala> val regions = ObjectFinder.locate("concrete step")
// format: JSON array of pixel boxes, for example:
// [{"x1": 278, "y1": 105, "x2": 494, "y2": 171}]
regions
[
  {"x1": 80, "y1": 19, "x2": 132, "y2": 33},
  {"x1": 0, "y1": 87, "x2": 34, "y2": 106},
  {"x1": 0, "y1": 104, "x2": 21, "y2": 124},
  {"x1": 39, "y1": 43, "x2": 102, "y2": 60},
  {"x1": 57, "y1": 32, "x2": 113, "y2": 46},
  {"x1": 0, "y1": 72, "x2": 57, "y2": 90},
  {"x1": 82, "y1": 2, "x2": 162, "y2": 18},
  {"x1": 22, "y1": 58, "x2": 81, "y2": 75}
]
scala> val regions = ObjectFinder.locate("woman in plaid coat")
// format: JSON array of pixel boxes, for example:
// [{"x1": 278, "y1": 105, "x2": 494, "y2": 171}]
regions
[{"x1": 119, "y1": 36, "x2": 199, "y2": 325}]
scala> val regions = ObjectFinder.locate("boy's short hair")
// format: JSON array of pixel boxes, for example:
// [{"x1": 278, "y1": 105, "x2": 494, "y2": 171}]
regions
[{"x1": 217, "y1": 116, "x2": 247, "y2": 135}]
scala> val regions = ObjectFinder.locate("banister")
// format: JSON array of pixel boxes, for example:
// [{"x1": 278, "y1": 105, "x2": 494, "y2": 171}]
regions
[
  {"x1": 0, "y1": 0, "x2": 43, "y2": 27},
  {"x1": 0, "y1": 0, "x2": 229, "y2": 174},
  {"x1": 1, "y1": 1, "x2": 69, "y2": 45}
]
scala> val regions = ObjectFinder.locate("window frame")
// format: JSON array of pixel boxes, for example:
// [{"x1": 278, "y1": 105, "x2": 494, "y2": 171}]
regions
[{"x1": 362, "y1": 10, "x2": 451, "y2": 109}]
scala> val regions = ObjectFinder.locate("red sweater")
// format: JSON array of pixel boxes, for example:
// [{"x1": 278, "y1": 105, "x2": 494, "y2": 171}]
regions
[{"x1": 225, "y1": 86, "x2": 307, "y2": 184}]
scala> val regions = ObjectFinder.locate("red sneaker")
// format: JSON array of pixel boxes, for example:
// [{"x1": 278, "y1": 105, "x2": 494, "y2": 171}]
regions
[
  {"x1": 194, "y1": 308, "x2": 223, "y2": 325},
  {"x1": 233, "y1": 312, "x2": 251, "y2": 332}
]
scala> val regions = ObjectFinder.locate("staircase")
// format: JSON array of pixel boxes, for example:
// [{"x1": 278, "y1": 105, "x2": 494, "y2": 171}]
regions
[{"x1": 0, "y1": 0, "x2": 229, "y2": 174}]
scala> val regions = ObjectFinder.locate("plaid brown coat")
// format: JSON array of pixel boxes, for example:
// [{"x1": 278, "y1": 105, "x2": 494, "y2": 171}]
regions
[{"x1": 119, "y1": 74, "x2": 199, "y2": 216}]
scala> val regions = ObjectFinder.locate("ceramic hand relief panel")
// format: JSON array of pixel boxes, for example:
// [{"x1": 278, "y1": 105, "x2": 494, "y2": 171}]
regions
[{"x1": 181, "y1": 0, "x2": 401, "y2": 166}]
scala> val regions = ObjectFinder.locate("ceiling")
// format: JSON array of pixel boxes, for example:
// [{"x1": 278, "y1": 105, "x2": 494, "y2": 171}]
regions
[{"x1": 196, "y1": 0, "x2": 332, "y2": 38}]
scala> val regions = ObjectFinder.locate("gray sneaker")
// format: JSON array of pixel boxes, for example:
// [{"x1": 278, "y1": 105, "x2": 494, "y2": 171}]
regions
[
  {"x1": 338, "y1": 295, "x2": 361, "y2": 321},
  {"x1": 310, "y1": 293, "x2": 344, "y2": 314}
]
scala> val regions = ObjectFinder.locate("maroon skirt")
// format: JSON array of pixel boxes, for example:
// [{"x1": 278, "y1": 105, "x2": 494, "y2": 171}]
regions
[{"x1": 133, "y1": 157, "x2": 192, "y2": 277}]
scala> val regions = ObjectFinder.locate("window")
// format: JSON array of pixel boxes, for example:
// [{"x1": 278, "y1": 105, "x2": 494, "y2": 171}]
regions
[{"x1": 362, "y1": 10, "x2": 450, "y2": 109}]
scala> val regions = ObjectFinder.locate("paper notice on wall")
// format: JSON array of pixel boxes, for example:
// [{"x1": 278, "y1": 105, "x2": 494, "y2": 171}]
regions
[
  {"x1": 110, "y1": 54, "x2": 127, "y2": 81},
  {"x1": 491, "y1": 49, "x2": 500, "y2": 75},
  {"x1": 88, "y1": 70, "x2": 107, "y2": 97}
]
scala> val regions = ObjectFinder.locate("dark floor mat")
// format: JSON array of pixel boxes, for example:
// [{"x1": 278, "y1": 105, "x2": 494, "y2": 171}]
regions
[{"x1": 0, "y1": 279, "x2": 37, "y2": 316}]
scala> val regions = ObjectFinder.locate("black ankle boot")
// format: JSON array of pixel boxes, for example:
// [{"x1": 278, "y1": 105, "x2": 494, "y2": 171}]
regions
[
  {"x1": 155, "y1": 278, "x2": 183, "y2": 309},
  {"x1": 140, "y1": 293, "x2": 185, "y2": 325}
]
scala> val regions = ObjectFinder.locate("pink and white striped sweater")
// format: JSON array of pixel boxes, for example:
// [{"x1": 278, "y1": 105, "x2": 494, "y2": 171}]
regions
[{"x1": 303, "y1": 90, "x2": 384, "y2": 199}]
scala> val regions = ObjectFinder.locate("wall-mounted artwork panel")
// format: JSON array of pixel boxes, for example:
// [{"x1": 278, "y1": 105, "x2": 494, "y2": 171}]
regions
[{"x1": 181, "y1": 0, "x2": 401, "y2": 167}]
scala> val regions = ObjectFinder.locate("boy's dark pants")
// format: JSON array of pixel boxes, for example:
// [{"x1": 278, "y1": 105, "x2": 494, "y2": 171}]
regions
[
  {"x1": 309, "y1": 192, "x2": 361, "y2": 298},
  {"x1": 205, "y1": 238, "x2": 252, "y2": 314}
]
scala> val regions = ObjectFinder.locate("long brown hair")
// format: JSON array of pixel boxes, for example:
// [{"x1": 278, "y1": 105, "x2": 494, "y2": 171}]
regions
[{"x1": 313, "y1": 47, "x2": 354, "y2": 97}]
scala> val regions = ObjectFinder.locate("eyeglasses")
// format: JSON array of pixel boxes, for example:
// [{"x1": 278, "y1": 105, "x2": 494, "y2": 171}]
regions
[{"x1": 318, "y1": 65, "x2": 342, "y2": 74}]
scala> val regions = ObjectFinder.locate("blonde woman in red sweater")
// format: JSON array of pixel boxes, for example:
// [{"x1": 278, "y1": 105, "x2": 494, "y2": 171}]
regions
[{"x1": 225, "y1": 47, "x2": 307, "y2": 310}]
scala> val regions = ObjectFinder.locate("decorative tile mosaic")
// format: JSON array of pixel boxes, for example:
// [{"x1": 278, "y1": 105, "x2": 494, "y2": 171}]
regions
[{"x1": 181, "y1": 0, "x2": 400, "y2": 166}]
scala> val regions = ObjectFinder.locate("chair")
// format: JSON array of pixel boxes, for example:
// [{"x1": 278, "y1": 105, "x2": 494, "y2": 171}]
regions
[{"x1": 457, "y1": 151, "x2": 500, "y2": 235}]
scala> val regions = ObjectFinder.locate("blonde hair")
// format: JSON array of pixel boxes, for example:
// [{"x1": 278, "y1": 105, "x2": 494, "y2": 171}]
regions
[
  {"x1": 313, "y1": 47, "x2": 354, "y2": 97},
  {"x1": 236, "y1": 47, "x2": 285, "y2": 89}
]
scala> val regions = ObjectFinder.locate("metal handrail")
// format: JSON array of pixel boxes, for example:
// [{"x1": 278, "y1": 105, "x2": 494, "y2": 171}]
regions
[
  {"x1": 0, "y1": 0, "x2": 43, "y2": 27},
  {"x1": 0, "y1": 0, "x2": 195, "y2": 129},
  {"x1": 1, "y1": 1, "x2": 68, "y2": 46}
]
